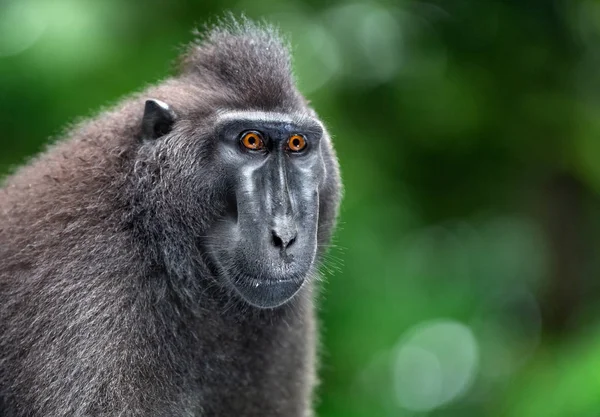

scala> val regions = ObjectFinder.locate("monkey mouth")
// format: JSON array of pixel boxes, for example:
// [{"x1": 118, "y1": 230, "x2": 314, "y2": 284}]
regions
[{"x1": 230, "y1": 272, "x2": 307, "y2": 308}]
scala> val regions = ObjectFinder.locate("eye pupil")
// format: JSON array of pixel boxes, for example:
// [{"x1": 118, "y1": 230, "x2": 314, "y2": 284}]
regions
[{"x1": 293, "y1": 139, "x2": 300, "y2": 147}]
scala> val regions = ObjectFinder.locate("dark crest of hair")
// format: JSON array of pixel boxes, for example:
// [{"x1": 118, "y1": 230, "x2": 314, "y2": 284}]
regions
[{"x1": 180, "y1": 16, "x2": 303, "y2": 111}]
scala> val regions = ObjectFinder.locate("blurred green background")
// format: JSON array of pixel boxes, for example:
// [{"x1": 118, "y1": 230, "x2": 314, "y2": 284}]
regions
[{"x1": 3, "y1": 0, "x2": 600, "y2": 416}]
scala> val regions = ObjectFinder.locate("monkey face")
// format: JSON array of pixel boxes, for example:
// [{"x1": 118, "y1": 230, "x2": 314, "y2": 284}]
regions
[
  {"x1": 137, "y1": 98, "x2": 340, "y2": 309},
  {"x1": 202, "y1": 111, "x2": 328, "y2": 308}
]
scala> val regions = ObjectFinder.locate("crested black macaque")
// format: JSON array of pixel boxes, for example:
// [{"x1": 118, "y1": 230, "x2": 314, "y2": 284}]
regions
[{"x1": 0, "y1": 19, "x2": 341, "y2": 417}]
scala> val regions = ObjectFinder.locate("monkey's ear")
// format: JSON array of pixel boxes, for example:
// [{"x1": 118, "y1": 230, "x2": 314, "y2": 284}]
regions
[{"x1": 141, "y1": 99, "x2": 177, "y2": 140}]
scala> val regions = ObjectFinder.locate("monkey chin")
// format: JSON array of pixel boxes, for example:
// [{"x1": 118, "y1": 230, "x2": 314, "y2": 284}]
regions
[{"x1": 230, "y1": 274, "x2": 307, "y2": 309}]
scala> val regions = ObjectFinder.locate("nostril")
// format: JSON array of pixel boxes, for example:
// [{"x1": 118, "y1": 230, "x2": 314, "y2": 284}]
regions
[
  {"x1": 272, "y1": 231, "x2": 284, "y2": 249},
  {"x1": 286, "y1": 235, "x2": 296, "y2": 249}
]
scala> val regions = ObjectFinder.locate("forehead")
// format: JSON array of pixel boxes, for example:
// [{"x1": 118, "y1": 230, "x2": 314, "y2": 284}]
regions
[{"x1": 214, "y1": 110, "x2": 324, "y2": 136}]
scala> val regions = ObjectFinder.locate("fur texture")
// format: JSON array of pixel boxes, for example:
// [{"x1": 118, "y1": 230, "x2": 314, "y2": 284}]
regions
[{"x1": 0, "y1": 18, "x2": 341, "y2": 417}]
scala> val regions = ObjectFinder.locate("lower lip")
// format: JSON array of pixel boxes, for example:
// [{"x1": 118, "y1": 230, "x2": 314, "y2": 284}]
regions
[{"x1": 248, "y1": 277, "x2": 299, "y2": 287}]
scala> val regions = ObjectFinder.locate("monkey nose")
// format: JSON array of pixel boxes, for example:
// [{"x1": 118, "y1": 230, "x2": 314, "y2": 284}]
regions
[{"x1": 270, "y1": 221, "x2": 297, "y2": 254}]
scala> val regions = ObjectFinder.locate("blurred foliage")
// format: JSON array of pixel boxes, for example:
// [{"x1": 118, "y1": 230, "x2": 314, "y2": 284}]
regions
[{"x1": 3, "y1": 0, "x2": 600, "y2": 416}]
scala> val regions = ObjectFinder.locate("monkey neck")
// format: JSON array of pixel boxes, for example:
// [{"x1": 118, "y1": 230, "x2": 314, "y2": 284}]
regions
[{"x1": 198, "y1": 279, "x2": 315, "y2": 327}]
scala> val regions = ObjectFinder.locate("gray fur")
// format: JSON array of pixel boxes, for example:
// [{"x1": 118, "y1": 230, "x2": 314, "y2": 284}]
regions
[{"x1": 0, "y1": 18, "x2": 341, "y2": 417}]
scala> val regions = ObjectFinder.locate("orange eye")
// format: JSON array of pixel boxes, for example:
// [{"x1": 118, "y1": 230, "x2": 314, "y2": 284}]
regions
[
  {"x1": 241, "y1": 131, "x2": 264, "y2": 150},
  {"x1": 288, "y1": 134, "x2": 307, "y2": 152}
]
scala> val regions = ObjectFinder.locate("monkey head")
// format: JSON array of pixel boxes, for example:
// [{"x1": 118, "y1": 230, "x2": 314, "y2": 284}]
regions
[{"x1": 132, "y1": 24, "x2": 341, "y2": 309}]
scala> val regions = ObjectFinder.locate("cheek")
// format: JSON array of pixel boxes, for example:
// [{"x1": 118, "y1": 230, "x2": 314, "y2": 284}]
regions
[
  {"x1": 295, "y1": 189, "x2": 319, "y2": 216},
  {"x1": 166, "y1": 147, "x2": 227, "y2": 227},
  {"x1": 290, "y1": 162, "x2": 324, "y2": 211},
  {"x1": 204, "y1": 220, "x2": 241, "y2": 271}
]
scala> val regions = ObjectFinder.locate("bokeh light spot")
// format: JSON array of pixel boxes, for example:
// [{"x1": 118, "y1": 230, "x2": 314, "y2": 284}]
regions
[
  {"x1": 393, "y1": 319, "x2": 479, "y2": 411},
  {"x1": 325, "y1": 3, "x2": 402, "y2": 85},
  {"x1": 291, "y1": 21, "x2": 340, "y2": 93},
  {"x1": 394, "y1": 345, "x2": 443, "y2": 411},
  {"x1": 0, "y1": 0, "x2": 47, "y2": 57}
]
